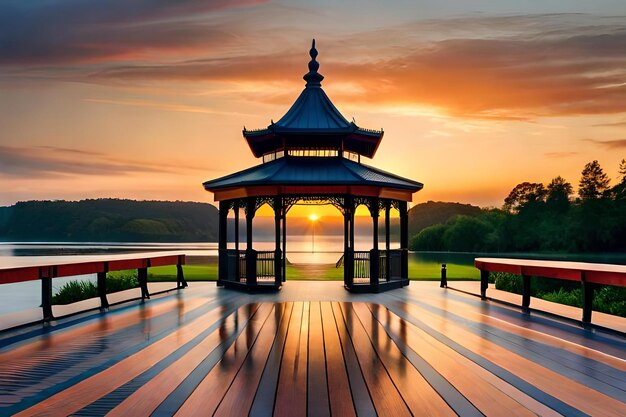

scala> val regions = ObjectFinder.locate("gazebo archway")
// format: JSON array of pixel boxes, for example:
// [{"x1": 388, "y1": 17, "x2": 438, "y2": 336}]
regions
[{"x1": 204, "y1": 40, "x2": 422, "y2": 293}]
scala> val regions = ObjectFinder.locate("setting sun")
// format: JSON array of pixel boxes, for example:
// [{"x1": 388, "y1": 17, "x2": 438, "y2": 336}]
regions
[{"x1": 309, "y1": 214, "x2": 319, "y2": 222}]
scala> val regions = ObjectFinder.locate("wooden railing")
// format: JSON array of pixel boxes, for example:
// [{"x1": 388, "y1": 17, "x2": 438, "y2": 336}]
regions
[
  {"x1": 0, "y1": 253, "x2": 187, "y2": 323},
  {"x1": 475, "y1": 258, "x2": 626, "y2": 324},
  {"x1": 353, "y1": 251, "x2": 370, "y2": 279},
  {"x1": 222, "y1": 249, "x2": 279, "y2": 286}
]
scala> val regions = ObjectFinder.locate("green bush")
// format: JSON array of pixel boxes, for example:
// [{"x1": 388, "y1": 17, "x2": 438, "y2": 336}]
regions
[
  {"x1": 52, "y1": 280, "x2": 98, "y2": 305},
  {"x1": 541, "y1": 288, "x2": 583, "y2": 308},
  {"x1": 594, "y1": 286, "x2": 626, "y2": 317},
  {"x1": 493, "y1": 272, "x2": 523, "y2": 294},
  {"x1": 52, "y1": 271, "x2": 139, "y2": 305}
]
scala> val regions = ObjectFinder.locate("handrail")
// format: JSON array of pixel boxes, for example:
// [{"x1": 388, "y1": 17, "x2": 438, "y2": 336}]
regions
[
  {"x1": 0, "y1": 252, "x2": 187, "y2": 323},
  {"x1": 474, "y1": 257, "x2": 626, "y2": 324}
]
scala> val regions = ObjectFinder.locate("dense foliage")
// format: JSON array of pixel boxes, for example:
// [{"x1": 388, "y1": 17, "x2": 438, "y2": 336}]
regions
[
  {"x1": 410, "y1": 160, "x2": 626, "y2": 253},
  {"x1": 52, "y1": 271, "x2": 139, "y2": 305},
  {"x1": 0, "y1": 199, "x2": 219, "y2": 242},
  {"x1": 407, "y1": 201, "x2": 482, "y2": 237},
  {"x1": 493, "y1": 272, "x2": 626, "y2": 317}
]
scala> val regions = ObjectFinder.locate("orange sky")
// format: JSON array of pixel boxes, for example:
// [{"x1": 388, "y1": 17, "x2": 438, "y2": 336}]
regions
[{"x1": 1, "y1": 1, "x2": 625, "y2": 211}]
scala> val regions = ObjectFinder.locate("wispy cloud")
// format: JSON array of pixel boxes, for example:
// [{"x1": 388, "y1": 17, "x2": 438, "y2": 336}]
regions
[
  {"x1": 583, "y1": 139, "x2": 626, "y2": 149},
  {"x1": 545, "y1": 151, "x2": 579, "y2": 158},
  {"x1": 593, "y1": 121, "x2": 626, "y2": 128},
  {"x1": 0, "y1": 146, "x2": 206, "y2": 178},
  {"x1": 83, "y1": 98, "x2": 252, "y2": 117}
]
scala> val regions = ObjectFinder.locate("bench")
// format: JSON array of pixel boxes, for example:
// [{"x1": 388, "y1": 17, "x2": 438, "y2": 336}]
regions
[
  {"x1": 0, "y1": 252, "x2": 187, "y2": 322},
  {"x1": 475, "y1": 257, "x2": 626, "y2": 324}
]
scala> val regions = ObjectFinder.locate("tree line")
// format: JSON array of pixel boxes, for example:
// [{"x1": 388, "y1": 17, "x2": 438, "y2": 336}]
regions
[{"x1": 410, "y1": 159, "x2": 626, "y2": 253}]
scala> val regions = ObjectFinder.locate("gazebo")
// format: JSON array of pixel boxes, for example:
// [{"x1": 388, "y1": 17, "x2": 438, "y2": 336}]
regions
[{"x1": 204, "y1": 40, "x2": 423, "y2": 293}]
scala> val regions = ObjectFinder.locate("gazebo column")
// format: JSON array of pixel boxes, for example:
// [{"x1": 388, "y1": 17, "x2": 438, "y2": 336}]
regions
[
  {"x1": 273, "y1": 197, "x2": 282, "y2": 286},
  {"x1": 370, "y1": 198, "x2": 380, "y2": 291},
  {"x1": 218, "y1": 200, "x2": 229, "y2": 286},
  {"x1": 282, "y1": 208, "x2": 287, "y2": 282},
  {"x1": 399, "y1": 200, "x2": 409, "y2": 280},
  {"x1": 343, "y1": 197, "x2": 353, "y2": 287},
  {"x1": 245, "y1": 197, "x2": 257, "y2": 287},
  {"x1": 234, "y1": 200, "x2": 240, "y2": 281},
  {"x1": 385, "y1": 200, "x2": 391, "y2": 281}
]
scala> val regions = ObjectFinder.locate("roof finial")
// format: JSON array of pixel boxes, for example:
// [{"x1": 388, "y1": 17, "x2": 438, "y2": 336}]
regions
[{"x1": 303, "y1": 38, "x2": 324, "y2": 87}]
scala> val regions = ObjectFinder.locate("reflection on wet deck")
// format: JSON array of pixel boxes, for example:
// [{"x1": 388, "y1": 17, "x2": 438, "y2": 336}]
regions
[{"x1": 0, "y1": 282, "x2": 624, "y2": 416}]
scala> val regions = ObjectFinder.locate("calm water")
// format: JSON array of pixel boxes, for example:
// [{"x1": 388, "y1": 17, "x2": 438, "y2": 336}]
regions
[{"x1": 2, "y1": 240, "x2": 625, "y2": 315}]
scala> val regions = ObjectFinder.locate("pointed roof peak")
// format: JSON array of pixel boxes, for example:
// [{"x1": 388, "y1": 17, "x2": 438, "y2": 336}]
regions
[{"x1": 303, "y1": 38, "x2": 324, "y2": 87}]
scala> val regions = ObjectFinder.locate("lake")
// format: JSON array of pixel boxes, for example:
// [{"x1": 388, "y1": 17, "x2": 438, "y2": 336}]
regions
[{"x1": 2, "y1": 240, "x2": 626, "y2": 316}]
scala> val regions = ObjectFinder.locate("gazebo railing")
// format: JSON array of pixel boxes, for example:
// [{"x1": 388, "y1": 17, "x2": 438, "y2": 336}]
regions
[
  {"x1": 222, "y1": 249, "x2": 278, "y2": 285},
  {"x1": 354, "y1": 251, "x2": 370, "y2": 280}
]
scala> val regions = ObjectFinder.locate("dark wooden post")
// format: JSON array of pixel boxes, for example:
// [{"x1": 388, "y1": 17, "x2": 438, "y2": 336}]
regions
[
  {"x1": 343, "y1": 205, "x2": 350, "y2": 287},
  {"x1": 234, "y1": 200, "x2": 240, "y2": 251},
  {"x1": 522, "y1": 275, "x2": 531, "y2": 311},
  {"x1": 349, "y1": 200, "x2": 355, "y2": 286},
  {"x1": 282, "y1": 208, "x2": 287, "y2": 282},
  {"x1": 218, "y1": 200, "x2": 229, "y2": 286},
  {"x1": 385, "y1": 201, "x2": 391, "y2": 281},
  {"x1": 440, "y1": 264, "x2": 447, "y2": 288},
  {"x1": 480, "y1": 270, "x2": 489, "y2": 299},
  {"x1": 246, "y1": 197, "x2": 257, "y2": 287},
  {"x1": 581, "y1": 272, "x2": 594, "y2": 324},
  {"x1": 138, "y1": 262, "x2": 150, "y2": 299},
  {"x1": 40, "y1": 266, "x2": 54, "y2": 322},
  {"x1": 177, "y1": 255, "x2": 188, "y2": 288},
  {"x1": 98, "y1": 262, "x2": 109, "y2": 309},
  {"x1": 370, "y1": 198, "x2": 380, "y2": 290},
  {"x1": 399, "y1": 201, "x2": 408, "y2": 280},
  {"x1": 274, "y1": 197, "x2": 282, "y2": 287}
]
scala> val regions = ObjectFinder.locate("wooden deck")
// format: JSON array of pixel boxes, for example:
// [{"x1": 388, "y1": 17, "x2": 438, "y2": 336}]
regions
[{"x1": 0, "y1": 282, "x2": 624, "y2": 416}]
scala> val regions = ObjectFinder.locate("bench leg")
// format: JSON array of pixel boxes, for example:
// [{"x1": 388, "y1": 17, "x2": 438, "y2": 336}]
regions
[
  {"x1": 138, "y1": 267, "x2": 150, "y2": 299},
  {"x1": 582, "y1": 277, "x2": 594, "y2": 324},
  {"x1": 98, "y1": 271, "x2": 109, "y2": 309},
  {"x1": 480, "y1": 270, "x2": 489, "y2": 299},
  {"x1": 177, "y1": 263, "x2": 188, "y2": 288},
  {"x1": 522, "y1": 275, "x2": 531, "y2": 311}
]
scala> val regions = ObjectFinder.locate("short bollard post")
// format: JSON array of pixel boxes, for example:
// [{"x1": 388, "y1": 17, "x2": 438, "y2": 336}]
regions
[
  {"x1": 581, "y1": 272, "x2": 594, "y2": 324},
  {"x1": 440, "y1": 263, "x2": 447, "y2": 288}
]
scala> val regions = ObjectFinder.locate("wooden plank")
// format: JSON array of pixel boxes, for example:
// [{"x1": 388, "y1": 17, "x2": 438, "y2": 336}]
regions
[
  {"x1": 174, "y1": 303, "x2": 274, "y2": 416},
  {"x1": 55, "y1": 262, "x2": 106, "y2": 278},
  {"x1": 307, "y1": 301, "x2": 330, "y2": 417},
  {"x1": 396, "y1": 298, "x2": 626, "y2": 417},
  {"x1": 367, "y1": 302, "x2": 550, "y2": 417},
  {"x1": 149, "y1": 255, "x2": 181, "y2": 268},
  {"x1": 214, "y1": 303, "x2": 288, "y2": 417},
  {"x1": 0, "y1": 267, "x2": 40, "y2": 284},
  {"x1": 273, "y1": 301, "x2": 308, "y2": 417},
  {"x1": 106, "y1": 304, "x2": 264, "y2": 416},
  {"x1": 336, "y1": 302, "x2": 411, "y2": 417},
  {"x1": 14, "y1": 299, "x2": 242, "y2": 417},
  {"x1": 320, "y1": 302, "x2": 357, "y2": 417},
  {"x1": 349, "y1": 303, "x2": 455, "y2": 417}
]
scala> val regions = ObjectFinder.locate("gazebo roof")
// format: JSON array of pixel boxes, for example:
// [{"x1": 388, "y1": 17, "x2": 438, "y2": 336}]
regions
[
  {"x1": 203, "y1": 156, "x2": 423, "y2": 201},
  {"x1": 243, "y1": 40, "x2": 383, "y2": 158}
]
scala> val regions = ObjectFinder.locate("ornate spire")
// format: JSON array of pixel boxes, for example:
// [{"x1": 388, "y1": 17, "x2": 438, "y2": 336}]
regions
[{"x1": 303, "y1": 39, "x2": 324, "y2": 87}]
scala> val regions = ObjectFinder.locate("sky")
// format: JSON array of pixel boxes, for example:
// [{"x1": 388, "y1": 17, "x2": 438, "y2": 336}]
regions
[{"x1": 1, "y1": 0, "x2": 625, "y2": 213}]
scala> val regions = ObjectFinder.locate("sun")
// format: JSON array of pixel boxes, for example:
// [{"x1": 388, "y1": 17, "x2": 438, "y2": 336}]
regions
[{"x1": 308, "y1": 214, "x2": 319, "y2": 221}]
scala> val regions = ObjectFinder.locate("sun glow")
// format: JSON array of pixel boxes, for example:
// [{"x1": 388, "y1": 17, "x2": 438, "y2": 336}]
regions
[{"x1": 309, "y1": 214, "x2": 319, "y2": 222}]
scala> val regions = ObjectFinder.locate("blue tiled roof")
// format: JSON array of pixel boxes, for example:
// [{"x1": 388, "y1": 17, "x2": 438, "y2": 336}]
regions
[
  {"x1": 203, "y1": 157, "x2": 423, "y2": 191},
  {"x1": 274, "y1": 87, "x2": 352, "y2": 132}
]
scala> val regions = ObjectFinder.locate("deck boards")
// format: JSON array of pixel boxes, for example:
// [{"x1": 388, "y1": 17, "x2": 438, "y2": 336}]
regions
[{"x1": 1, "y1": 281, "x2": 624, "y2": 416}]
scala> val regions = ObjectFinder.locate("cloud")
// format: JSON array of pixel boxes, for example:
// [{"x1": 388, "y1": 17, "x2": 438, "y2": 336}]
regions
[
  {"x1": 545, "y1": 152, "x2": 579, "y2": 158},
  {"x1": 86, "y1": 16, "x2": 626, "y2": 120},
  {"x1": 583, "y1": 139, "x2": 626, "y2": 149},
  {"x1": 83, "y1": 98, "x2": 253, "y2": 117},
  {"x1": 593, "y1": 121, "x2": 626, "y2": 127},
  {"x1": 0, "y1": 0, "x2": 265, "y2": 65},
  {"x1": 0, "y1": 146, "x2": 206, "y2": 178}
]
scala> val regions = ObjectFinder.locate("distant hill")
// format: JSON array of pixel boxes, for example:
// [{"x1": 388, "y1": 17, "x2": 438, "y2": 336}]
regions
[
  {"x1": 408, "y1": 201, "x2": 482, "y2": 237},
  {"x1": 0, "y1": 199, "x2": 219, "y2": 242}
]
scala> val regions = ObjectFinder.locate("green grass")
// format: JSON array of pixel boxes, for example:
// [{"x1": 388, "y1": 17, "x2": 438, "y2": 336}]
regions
[
  {"x1": 52, "y1": 271, "x2": 139, "y2": 305},
  {"x1": 146, "y1": 259, "x2": 480, "y2": 282}
]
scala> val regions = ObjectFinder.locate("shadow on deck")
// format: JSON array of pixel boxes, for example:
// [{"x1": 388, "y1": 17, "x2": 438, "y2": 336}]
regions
[{"x1": 0, "y1": 282, "x2": 624, "y2": 416}]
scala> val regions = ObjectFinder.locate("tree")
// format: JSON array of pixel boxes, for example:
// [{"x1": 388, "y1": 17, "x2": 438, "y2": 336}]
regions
[
  {"x1": 503, "y1": 182, "x2": 547, "y2": 212},
  {"x1": 619, "y1": 159, "x2": 626, "y2": 184},
  {"x1": 546, "y1": 176, "x2": 573, "y2": 211},
  {"x1": 578, "y1": 160, "x2": 610, "y2": 200}
]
